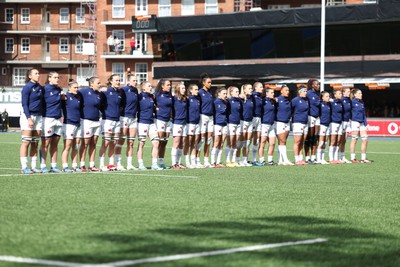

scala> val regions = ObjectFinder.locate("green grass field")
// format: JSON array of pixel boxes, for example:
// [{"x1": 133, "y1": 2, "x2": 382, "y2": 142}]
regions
[{"x1": 0, "y1": 133, "x2": 399, "y2": 267}]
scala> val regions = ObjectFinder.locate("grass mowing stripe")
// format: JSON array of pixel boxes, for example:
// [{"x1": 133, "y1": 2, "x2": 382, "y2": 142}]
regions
[{"x1": 0, "y1": 238, "x2": 327, "y2": 267}]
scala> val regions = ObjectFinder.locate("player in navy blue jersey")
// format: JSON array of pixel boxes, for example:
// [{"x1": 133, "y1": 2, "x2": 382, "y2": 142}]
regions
[
  {"x1": 339, "y1": 88, "x2": 352, "y2": 163},
  {"x1": 78, "y1": 76, "x2": 102, "y2": 172},
  {"x1": 137, "y1": 81, "x2": 162, "y2": 170},
  {"x1": 40, "y1": 72, "x2": 63, "y2": 173},
  {"x1": 115, "y1": 74, "x2": 139, "y2": 170},
  {"x1": 98, "y1": 74, "x2": 122, "y2": 171},
  {"x1": 258, "y1": 87, "x2": 276, "y2": 165},
  {"x1": 171, "y1": 83, "x2": 188, "y2": 169},
  {"x1": 237, "y1": 84, "x2": 254, "y2": 166},
  {"x1": 183, "y1": 84, "x2": 201, "y2": 168},
  {"x1": 291, "y1": 85, "x2": 310, "y2": 165},
  {"x1": 20, "y1": 69, "x2": 43, "y2": 174},
  {"x1": 225, "y1": 86, "x2": 242, "y2": 167},
  {"x1": 275, "y1": 85, "x2": 293, "y2": 166},
  {"x1": 328, "y1": 90, "x2": 344, "y2": 164},
  {"x1": 349, "y1": 88, "x2": 371, "y2": 163},
  {"x1": 316, "y1": 91, "x2": 331, "y2": 164},
  {"x1": 211, "y1": 87, "x2": 228, "y2": 168},
  {"x1": 251, "y1": 82, "x2": 263, "y2": 165},
  {"x1": 197, "y1": 73, "x2": 214, "y2": 168},
  {"x1": 154, "y1": 79, "x2": 173, "y2": 169},
  {"x1": 305, "y1": 78, "x2": 321, "y2": 164},
  {"x1": 61, "y1": 81, "x2": 82, "y2": 172}
]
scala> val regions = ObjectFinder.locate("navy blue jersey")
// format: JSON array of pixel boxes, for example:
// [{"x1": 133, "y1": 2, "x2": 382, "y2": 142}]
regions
[
  {"x1": 155, "y1": 91, "x2": 173, "y2": 122},
  {"x1": 242, "y1": 95, "x2": 254, "y2": 122},
  {"x1": 214, "y1": 98, "x2": 228, "y2": 126},
  {"x1": 78, "y1": 87, "x2": 101, "y2": 121},
  {"x1": 341, "y1": 96, "x2": 352, "y2": 122},
  {"x1": 351, "y1": 98, "x2": 367, "y2": 126},
  {"x1": 307, "y1": 89, "x2": 321, "y2": 118},
  {"x1": 227, "y1": 97, "x2": 243, "y2": 125},
  {"x1": 276, "y1": 95, "x2": 291, "y2": 123},
  {"x1": 331, "y1": 98, "x2": 344, "y2": 124},
  {"x1": 138, "y1": 92, "x2": 155, "y2": 124},
  {"x1": 100, "y1": 87, "x2": 122, "y2": 121},
  {"x1": 187, "y1": 95, "x2": 201, "y2": 124},
  {"x1": 261, "y1": 97, "x2": 276, "y2": 125},
  {"x1": 319, "y1": 101, "x2": 332, "y2": 127},
  {"x1": 119, "y1": 85, "x2": 138, "y2": 118},
  {"x1": 172, "y1": 96, "x2": 187, "y2": 125},
  {"x1": 252, "y1": 91, "x2": 263, "y2": 118},
  {"x1": 291, "y1": 96, "x2": 309, "y2": 124},
  {"x1": 21, "y1": 81, "x2": 43, "y2": 118},
  {"x1": 199, "y1": 88, "x2": 214, "y2": 116},
  {"x1": 42, "y1": 84, "x2": 62, "y2": 119},
  {"x1": 62, "y1": 92, "x2": 81, "y2": 126}
]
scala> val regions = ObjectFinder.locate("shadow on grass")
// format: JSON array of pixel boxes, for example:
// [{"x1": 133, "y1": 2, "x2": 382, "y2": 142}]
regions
[{"x1": 48, "y1": 216, "x2": 397, "y2": 266}]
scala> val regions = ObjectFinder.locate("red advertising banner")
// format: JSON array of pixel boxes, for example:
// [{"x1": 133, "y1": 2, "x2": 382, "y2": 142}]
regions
[{"x1": 366, "y1": 119, "x2": 400, "y2": 137}]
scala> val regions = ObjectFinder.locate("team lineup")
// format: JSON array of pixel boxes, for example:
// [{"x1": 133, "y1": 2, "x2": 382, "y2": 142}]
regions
[{"x1": 19, "y1": 69, "x2": 371, "y2": 174}]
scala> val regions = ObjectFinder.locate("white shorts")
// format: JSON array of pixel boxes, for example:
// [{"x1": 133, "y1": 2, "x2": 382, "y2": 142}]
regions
[
  {"x1": 241, "y1": 120, "x2": 253, "y2": 133},
  {"x1": 102, "y1": 119, "x2": 121, "y2": 135},
  {"x1": 156, "y1": 119, "x2": 172, "y2": 133},
  {"x1": 138, "y1": 123, "x2": 158, "y2": 137},
  {"x1": 187, "y1": 123, "x2": 200, "y2": 136},
  {"x1": 261, "y1": 123, "x2": 276, "y2": 138},
  {"x1": 120, "y1": 117, "x2": 138, "y2": 129},
  {"x1": 228, "y1": 123, "x2": 241, "y2": 136},
  {"x1": 214, "y1": 125, "x2": 228, "y2": 136},
  {"x1": 292, "y1": 123, "x2": 309, "y2": 135},
  {"x1": 351, "y1": 121, "x2": 367, "y2": 133},
  {"x1": 200, "y1": 114, "x2": 214, "y2": 134},
  {"x1": 20, "y1": 114, "x2": 42, "y2": 131},
  {"x1": 329, "y1": 122, "x2": 343, "y2": 135},
  {"x1": 172, "y1": 124, "x2": 187, "y2": 137},
  {"x1": 319, "y1": 124, "x2": 330, "y2": 137},
  {"x1": 62, "y1": 124, "x2": 81, "y2": 140},
  {"x1": 252, "y1": 117, "x2": 262, "y2": 132},
  {"x1": 341, "y1": 121, "x2": 351, "y2": 134},
  {"x1": 275, "y1": 121, "x2": 290, "y2": 135},
  {"x1": 308, "y1": 116, "x2": 319, "y2": 127},
  {"x1": 81, "y1": 119, "x2": 101, "y2": 138},
  {"x1": 42, "y1": 117, "x2": 63, "y2": 137}
]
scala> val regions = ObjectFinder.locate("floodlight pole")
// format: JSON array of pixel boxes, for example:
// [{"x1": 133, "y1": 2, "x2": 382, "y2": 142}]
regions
[{"x1": 320, "y1": 0, "x2": 326, "y2": 92}]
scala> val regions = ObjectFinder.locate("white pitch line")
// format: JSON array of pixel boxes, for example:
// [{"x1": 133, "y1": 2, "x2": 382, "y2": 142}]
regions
[
  {"x1": 88, "y1": 172, "x2": 199, "y2": 179},
  {"x1": 0, "y1": 256, "x2": 86, "y2": 267},
  {"x1": 0, "y1": 238, "x2": 327, "y2": 267}
]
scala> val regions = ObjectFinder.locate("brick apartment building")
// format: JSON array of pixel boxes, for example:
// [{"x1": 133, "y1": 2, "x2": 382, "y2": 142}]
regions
[{"x1": 0, "y1": 0, "x2": 370, "y2": 89}]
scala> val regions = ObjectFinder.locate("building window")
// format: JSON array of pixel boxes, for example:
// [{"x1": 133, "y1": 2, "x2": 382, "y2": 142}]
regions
[
  {"x1": 21, "y1": 8, "x2": 30, "y2": 24},
  {"x1": 5, "y1": 38, "x2": 14, "y2": 53},
  {"x1": 136, "y1": 0, "x2": 148, "y2": 16},
  {"x1": 268, "y1": 5, "x2": 290, "y2": 9},
  {"x1": 2, "y1": 68, "x2": 7, "y2": 76},
  {"x1": 205, "y1": 0, "x2": 218, "y2": 14},
  {"x1": 135, "y1": 63, "x2": 148, "y2": 83},
  {"x1": 326, "y1": 0, "x2": 345, "y2": 5},
  {"x1": 77, "y1": 67, "x2": 95, "y2": 86},
  {"x1": 21, "y1": 38, "x2": 30, "y2": 53},
  {"x1": 112, "y1": 63, "x2": 125, "y2": 84},
  {"x1": 112, "y1": 30, "x2": 125, "y2": 51},
  {"x1": 59, "y1": 38, "x2": 69, "y2": 53},
  {"x1": 182, "y1": 0, "x2": 194, "y2": 15},
  {"x1": 112, "y1": 0, "x2": 125, "y2": 18},
  {"x1": 75, "y1": 37, "x2": 83, "y2": 53},
  {"x1": 13, "y1": 67, "x2": 31, "y2": 86},
  {"x1": 159, "y1": 0, "x2": 171, "y2": 17},
  {"x1": 60, "y1": 8, "x2": 69, "y2": 23},
  {"x1": 5, "y1": 8, "x2": 14, "y2": 23},
  {"x1": 76, "y1": 7, "x2": 85, "y2": 23}
]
